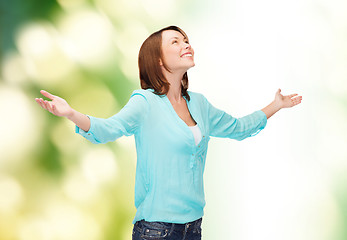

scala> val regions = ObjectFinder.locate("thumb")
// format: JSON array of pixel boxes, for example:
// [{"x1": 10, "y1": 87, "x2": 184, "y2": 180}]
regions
[{"x1": 40, "y1": 90, "x2": 55, "y2": 100}]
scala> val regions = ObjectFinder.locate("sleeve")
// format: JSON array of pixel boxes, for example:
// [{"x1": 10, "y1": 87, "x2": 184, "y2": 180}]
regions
[
  {"x1": 205, "y1": 97, "x2": 267, "y2": 141},
  {"x1": 75, "y1": 91, "x2": 149, "y2": 144}
]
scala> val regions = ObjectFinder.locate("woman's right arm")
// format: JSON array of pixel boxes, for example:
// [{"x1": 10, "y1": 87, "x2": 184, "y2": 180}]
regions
[
  {"x1": 36, "y1": 89, "x2": 149, "y2": 144},
  {"x1": 35, "y1": 90, "x2": 91, "y2": 132}
]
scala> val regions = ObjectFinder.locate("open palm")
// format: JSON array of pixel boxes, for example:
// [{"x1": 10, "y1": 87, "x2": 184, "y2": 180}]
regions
[
  {"x1": 35, "y1": 90, "x2": 73, "y2": 117},
  {"x1": 275, "y1": 89, "x2": 302, "y2": 108}
]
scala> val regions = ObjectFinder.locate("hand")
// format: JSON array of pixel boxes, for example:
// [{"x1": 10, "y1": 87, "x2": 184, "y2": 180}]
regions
[
  {"x1": 35, "y1": 90, "x2": 74, "y2": 118},
  {"x1": 274, "y1": 89, "x2": 302, "y2": 109}
]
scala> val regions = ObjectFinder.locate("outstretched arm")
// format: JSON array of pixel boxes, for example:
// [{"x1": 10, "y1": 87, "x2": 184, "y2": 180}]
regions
[
  {"x1": 35, "y1": 90, "x2": 91, "y2": 132},
  {"x1": 261, "y1": 89, "x2": 302, "y2": 119}
]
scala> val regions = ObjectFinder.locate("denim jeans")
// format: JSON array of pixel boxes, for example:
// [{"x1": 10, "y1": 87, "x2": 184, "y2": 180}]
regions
[{"x1": 132, "y1": 217, "x2": 202, "y2": 240}]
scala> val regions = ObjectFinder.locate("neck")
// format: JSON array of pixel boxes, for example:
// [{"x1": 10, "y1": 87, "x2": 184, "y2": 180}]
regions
[{"x1": 163, "y1": 69, "x2": 186, "y2": 102}]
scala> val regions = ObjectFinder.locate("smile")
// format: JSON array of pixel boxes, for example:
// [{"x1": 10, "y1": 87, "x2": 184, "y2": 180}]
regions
[{"x1": 181, "y1": 53, "x2": 193, "y2": 58}]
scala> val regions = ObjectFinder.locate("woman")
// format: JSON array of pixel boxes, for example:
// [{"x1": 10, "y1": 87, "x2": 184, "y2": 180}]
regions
[{"x1": 35, "y1": 26, "x2": 302, "y2": 240}]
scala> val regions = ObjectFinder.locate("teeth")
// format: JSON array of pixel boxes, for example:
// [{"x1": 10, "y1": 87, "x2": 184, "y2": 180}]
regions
[{"x1": 182, "y1": 54, "x2": 192, "y2": 57}]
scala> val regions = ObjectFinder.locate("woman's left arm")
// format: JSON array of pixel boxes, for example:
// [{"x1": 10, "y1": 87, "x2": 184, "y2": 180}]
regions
[{"x1": 261, "y1": 89, "x2": 302, "y2": 119}]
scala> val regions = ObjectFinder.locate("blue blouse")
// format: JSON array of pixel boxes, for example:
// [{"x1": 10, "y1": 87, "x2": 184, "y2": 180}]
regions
[{"x1": 76, "y1": 89, "x2": 267, "y2": 224}]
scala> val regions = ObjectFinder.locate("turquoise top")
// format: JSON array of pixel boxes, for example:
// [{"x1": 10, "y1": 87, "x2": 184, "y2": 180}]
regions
[{"x1": 76, "y1": 89, "x2": 267, "y2": 224}]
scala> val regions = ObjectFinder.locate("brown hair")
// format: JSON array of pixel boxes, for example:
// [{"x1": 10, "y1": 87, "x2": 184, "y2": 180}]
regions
[{"x1": 138, "y1": 26, "x2": 190, "y2": 101}]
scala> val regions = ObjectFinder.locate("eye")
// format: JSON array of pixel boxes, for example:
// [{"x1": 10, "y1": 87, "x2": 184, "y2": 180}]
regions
[{"x1": 172, "y1": 40, "x2": 178, "y2": 44}]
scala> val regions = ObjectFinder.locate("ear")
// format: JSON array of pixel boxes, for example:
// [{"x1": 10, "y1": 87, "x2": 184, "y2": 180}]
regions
[{"x1": 159, "y1": 58, "x2": 163, "y2": 66}]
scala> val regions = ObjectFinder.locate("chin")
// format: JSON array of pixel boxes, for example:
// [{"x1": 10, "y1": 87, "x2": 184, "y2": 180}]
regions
[
  {"x1": 188, "y1": 63, "x2": 195, "y2": 69},
  {"x1": 178, "y1": 63, "x2": 195, "y2": 72}
]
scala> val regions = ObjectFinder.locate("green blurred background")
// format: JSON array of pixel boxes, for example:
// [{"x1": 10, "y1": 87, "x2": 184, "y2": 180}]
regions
[{"x1": 1, "y1": 0, "x2": 347, "y2": 239}]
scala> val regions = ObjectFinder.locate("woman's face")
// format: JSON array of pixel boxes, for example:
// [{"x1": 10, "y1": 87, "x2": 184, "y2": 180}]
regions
[{"x1": 160, "y1": 30, "x2": 195, "y2": 73}]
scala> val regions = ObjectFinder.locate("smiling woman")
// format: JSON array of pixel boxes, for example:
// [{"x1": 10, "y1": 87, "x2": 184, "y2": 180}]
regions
[
  {"x1": 138, "y1": 26, "x2": 194, "y2": 101},
  {"x1": 160, "y1": 29, "x2": 195, "y2": 72},
  {"x1": 35, "y1": 26, "x2": 302, "y2": 240}
]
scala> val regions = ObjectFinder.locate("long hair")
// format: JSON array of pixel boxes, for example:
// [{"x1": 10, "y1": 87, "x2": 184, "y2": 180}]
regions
[{"x1": 138, "y1": 26, "x2": 190, "y2": 101}]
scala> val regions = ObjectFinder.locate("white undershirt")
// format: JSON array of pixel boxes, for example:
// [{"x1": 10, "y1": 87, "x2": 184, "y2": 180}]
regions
[{"x1": 188, "y1": 124, "x2": 202, "y2": 146}]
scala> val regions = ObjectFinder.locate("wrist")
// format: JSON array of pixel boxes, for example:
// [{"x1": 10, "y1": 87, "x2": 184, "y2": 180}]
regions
[
  {"x1": 66, "y1": 109, "x2": 76, "y2": 120},
  {"x1": 272, "y1": 100, "x2": 282, "y2": 112}
]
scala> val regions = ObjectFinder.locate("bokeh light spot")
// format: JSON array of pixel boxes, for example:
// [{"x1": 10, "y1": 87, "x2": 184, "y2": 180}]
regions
[
  {"x1": 0, "y1": 85, "x2": 41, "y2": 167},
  {"x1": 81, "y1": 147, "x2": 118, "y2": 186},
  {"x1": 58, "y1": 9, "x2": 116, "y2": 70},
  {"x1": 0, "y1": 175, "x2": 24, "y2": 214},
  {"x1": 15, "y1": 22, "x2": 75, "y2": 85}
]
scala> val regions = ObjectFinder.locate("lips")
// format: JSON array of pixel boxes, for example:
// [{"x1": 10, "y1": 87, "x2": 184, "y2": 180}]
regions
[{"x1": 181, "y1": 52, "x2": 193, "y2": 57}]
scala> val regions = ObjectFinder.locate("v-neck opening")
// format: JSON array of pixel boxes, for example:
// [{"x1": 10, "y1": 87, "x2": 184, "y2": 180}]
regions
[
  {"x1": 147, "y1": 89, "x2": 204, "y2": 148},
  {"x1": 164, "y1": 94, "x2": 203, "y2": 148},
  {"x1": 164, "y1": 94, "x2": 196, "y2": 128},
  {"x1": 146, "y1": 88, "x2": 196, "y2": 128}
]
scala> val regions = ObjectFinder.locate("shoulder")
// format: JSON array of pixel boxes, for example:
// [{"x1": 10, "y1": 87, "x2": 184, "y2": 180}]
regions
[
  {"x1": 130, "y1": 88, "x2": 157, "y2": 101},
  {"x1": 187, "y1": 90, "x2": 208, "y2": 103}
]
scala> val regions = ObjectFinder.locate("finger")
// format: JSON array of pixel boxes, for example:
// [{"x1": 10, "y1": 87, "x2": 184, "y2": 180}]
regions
[
  {"x1": 293, "y1": 96, "x2": 302, "y2": 101},
  {"x1": 37, "y1": 98, "x2": 48, "y2": 110},
  {"x1": 45, "y1": 100, "x2": 55, "y2": 114},
  {"x1": 49, "y1": 103, "x2": 56, "y2": 114},
  {"x1": 291, "y1": 97, "x2": 302, "y2": 105},
  {"x1": 42, "y1": 99, "x2": 50, "y2": 110},
  {"x1": 45, "y1": 100, "x2": 54, "y2": 113},
  {"x1": 52, "y1": 105, "x2": 56, "y2": 114},
  {"x1": 288, "y1": 93, "x2": 298, "y2": 98},
  {"x1": 35, "y1": 98, "x2": 44, "y2": 109},
  {"x1": 41, "y1": 99, "x2": 51, "y2": 111},
  {"x1": 40, "y1": 90, "x2": 55, "y2": 100}
]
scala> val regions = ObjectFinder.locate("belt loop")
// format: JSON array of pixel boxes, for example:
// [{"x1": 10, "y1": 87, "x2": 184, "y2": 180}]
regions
[
  {"x1": 182, "y1": 223, "x2": 189, "y2": 240},
  {"x1": 169, "y1": 223, "x2": 175, "y2": 236},
  {"x1": 140, "y1": 220, "x2": 146, "y2": 235}
]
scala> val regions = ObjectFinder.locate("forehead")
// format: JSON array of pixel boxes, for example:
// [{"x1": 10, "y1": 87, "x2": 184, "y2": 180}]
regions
[{"x1": 161, "y1": 30, "x2": 186, "y2": 42}]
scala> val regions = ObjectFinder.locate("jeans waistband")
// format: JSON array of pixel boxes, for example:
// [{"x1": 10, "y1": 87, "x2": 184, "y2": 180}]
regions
[{"x1": 135, "y1": 217, "x2": 202, "y2": 232}]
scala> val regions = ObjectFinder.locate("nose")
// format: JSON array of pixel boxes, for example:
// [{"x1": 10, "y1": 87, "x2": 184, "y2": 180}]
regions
[{"x1": 184, "y1": 42, "x2": 191, "y2": 49}]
